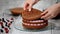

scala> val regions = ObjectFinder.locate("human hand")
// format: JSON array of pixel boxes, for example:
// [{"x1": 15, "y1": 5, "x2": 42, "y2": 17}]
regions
[
  {"x1": 24, "y1": 0, "x2": 39, "y2": 11},
  {"x1": 41, "y1": 3, "x2": 60, "y2": 20}
]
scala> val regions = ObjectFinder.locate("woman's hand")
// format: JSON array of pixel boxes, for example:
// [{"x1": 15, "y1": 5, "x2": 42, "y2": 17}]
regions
[
  {"x1": 24, "y1": 0, "x2": 39, "y2": 11},
  {"x1": 41, "y1": 3, "x2": 60, "y2": 20}
]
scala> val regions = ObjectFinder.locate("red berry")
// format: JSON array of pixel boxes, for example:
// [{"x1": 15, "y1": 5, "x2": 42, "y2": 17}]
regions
[
  {"x1": 11, "y1": 18, "x2": 14, "y2": 20},
  {"x1": 8, "y1": 23, "x2": 11, "y2": 27},
  {"x1": 4, "y1": 28, "x2": 9, "y2": 33}
]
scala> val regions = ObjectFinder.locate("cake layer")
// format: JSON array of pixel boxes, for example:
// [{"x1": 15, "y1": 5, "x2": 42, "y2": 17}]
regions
[
  {"x1": 10, "y1": 7, "x2": 24, "y2": 15},
  {"x1": 23, "y1": 19, "x2": 48, "y2": 24},
  {"x1": 22, "y1": 8, "x2": 42, "y2": 20},
  {"x1": 22, "y1": 22, "x2": 47, "y2": 26},
  {"x1": 22, "y1": 22, "x2": 48, "y2": 29}
]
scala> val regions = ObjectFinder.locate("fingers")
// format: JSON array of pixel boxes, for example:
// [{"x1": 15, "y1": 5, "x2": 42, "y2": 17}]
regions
[
  {"x1": 28, "y1": 4, "x2": 32, "y2": 11},
  {"x1": 41, "y1": 10, "x2": 48, "y2": 16},
  {"x1": 45, "y1": 15, "x2": 52, "y2": 20},
  {"x1": 41, "y1": 12, "x2": 56, "y2": 20},
  {"x1": 24, "y1": 3, "x2": 32, "y2": 11},
  {"x1": 43, "y1": 14, "x2": 56, "y2": 20},
  {"x1": 24, "y1": 3, "x2": 29, "y2": 10},
  {"x1": 41, "y1": 13, "x2": 51, "y2": 20}
]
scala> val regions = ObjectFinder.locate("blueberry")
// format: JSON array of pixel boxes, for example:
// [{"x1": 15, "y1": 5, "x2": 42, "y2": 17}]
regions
[
  {"x1": 5, "y1": 23, "x2": 8, "y2": 26},
  {"x1": 7, "y1": 26, "x2": 9, "y2": 27},
  {"x1": 1, "y1": 25, "x2": 4, "y2": 28},
  {"x1": 0, "y1": 19, "x2": 1, "y2": 21},
  {"x1": 10, "y1": 21, "x2": 12, "y2": 24},
  {"x1": 2, "y1": 18, "x2": 6, "y2": 22},
  {"x1": 7, "y1": 26, "x2": 11, "y2": 29},
  {"x1": 0, "y1": 29, "x2": 3, "y2": 33}
]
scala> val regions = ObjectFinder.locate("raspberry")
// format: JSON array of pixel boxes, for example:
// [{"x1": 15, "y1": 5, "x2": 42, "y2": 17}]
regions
[
  {"x1": 8, "y1": 23, "x2": 11, "y2": 27},
  {"x1": 11, "y1": 18, "x2": 14, "y2": 20},
  {"x1": 0, "y1": 22, "x2": 3, "y2": 26},
  {"x1": 4, "y1": 28, "x2": 9, "y2": 33}
]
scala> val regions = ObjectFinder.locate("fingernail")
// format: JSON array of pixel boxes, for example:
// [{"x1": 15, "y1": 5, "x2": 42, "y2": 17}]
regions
[{"x1": 29, "y1": 9, "x2": 31, "y2": 11}]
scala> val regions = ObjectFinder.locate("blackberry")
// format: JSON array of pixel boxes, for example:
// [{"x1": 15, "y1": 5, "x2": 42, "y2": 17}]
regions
[
  {"x1": 0, "y1": 19, "x2": 1, "y2": 21},
  {"x1": 5, "y1": 22, "x2": 8, "y2": 26},
  {"x1": 7, "y1": 26, "x2": 11, "y2": 29},
  {"x1": 1, "y1": 25, "x2": 4, "y2": 28},
  {"x1": 2, "y1": 18, "x2": 6, "y2": 22},
  {"x1": 0, "y1": 29, "x2": 3, "y2": 33},
  {"x1": 10, "y1": 21, "x2": 12, "y2": 24}
]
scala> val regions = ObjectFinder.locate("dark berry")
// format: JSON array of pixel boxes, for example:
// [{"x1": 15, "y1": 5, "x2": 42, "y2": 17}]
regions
[
  {"x1": 0, "y1": 29, "x2": 3, "y2": 33},
  {"x1": 0, "y1": 22, "x2": 3, "y2": 26},
  {"x1": 0, "y1": 19, "x2": 1, "y2": 21},
  {"x1": 10, "y1": 22, "x2": 12, "y2": 24},
  {"x1": 1, "y1": 25, "x2": 4, "y2": 28},
  {"x1": 7, "y1": 25, "x2": 10, "y2": 28},
  {"x1": 7, "y1": 26, "x2": 11, "y2": 29},
  {"x1": 8, "y1": 23, "x2": 11, "y2": 27},
  {"x1": 11, "y1": 18, "x2": 14, "y2": 20},
  {"x1": 7, "y1": 26, "x2": 9, "y2": 27},
  {"x1": 5, "y1": 23, "x2": 8, "y2": 26},
  {"x1": 2, "y1": 18, "x2": 6, "y2": 22}
]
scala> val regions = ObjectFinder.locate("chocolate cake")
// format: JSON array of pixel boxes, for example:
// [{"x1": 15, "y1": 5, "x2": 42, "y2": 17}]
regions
[
  {"x1": 10, "y1": 7, "x2": 24, "y2": 15},
  {"x1": 22, "y1": 8, "x2": 48, "y2": 29}
]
